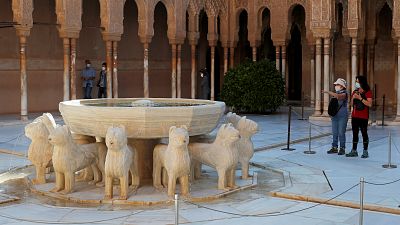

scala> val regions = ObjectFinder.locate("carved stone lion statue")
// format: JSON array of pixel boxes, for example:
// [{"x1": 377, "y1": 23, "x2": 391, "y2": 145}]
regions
[
  {"x1": 189, "y1": 123, "x2": 240, "y2": 190},
  {"x1": 25, "y1": 113, "x2": 57, "y2": 184},
  {"x1": 227, "y1": 113, "x2": 259, "y2": 179},
  {"x1": 104, "y1": 126, "x2": 139, "y2": 200},
  {"x1": 153, "y1": 125, "x2": 190, "y2": 197},
  {"x1": 48, "y1": 125, "x2": 106, "y2": 194}
]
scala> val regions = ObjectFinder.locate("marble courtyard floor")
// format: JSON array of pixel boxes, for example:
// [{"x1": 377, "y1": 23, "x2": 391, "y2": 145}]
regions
[{"x1": 0, "y1": 108, "x2": 399, "y2": 224}]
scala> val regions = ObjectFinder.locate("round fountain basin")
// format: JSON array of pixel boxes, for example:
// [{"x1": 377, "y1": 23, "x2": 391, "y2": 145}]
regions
[{"x1": 59, "y1": 98, "x2": 225, "y2": 139}]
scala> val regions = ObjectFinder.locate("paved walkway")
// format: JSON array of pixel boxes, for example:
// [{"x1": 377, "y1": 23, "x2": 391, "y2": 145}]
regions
[{"x1": 0, "y1": 108, "x2": 400, "y2": 224}]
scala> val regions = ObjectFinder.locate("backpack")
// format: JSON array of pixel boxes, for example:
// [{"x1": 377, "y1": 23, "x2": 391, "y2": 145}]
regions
[{"x1": 328, "y1": 98, "x2": 343, "y2": 117}]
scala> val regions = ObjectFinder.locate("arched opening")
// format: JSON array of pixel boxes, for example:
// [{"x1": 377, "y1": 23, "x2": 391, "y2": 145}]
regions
[
  {"x1": 287, "y1": 5, "x2": 305, "y2": 100},
  {"x1": 236, "y1": 10, "x2": 252, "y2": 64},
  {"x1": 333, "y1": 2, "x2": 348, "y2": 87},
  {"x1": 375, "y1": 2, "x2": 395, "y2": 110},
  {"x1": 149, "y1": 2, "x2": 171, "y2": 97},
  {"x1": 78, "y1": 0, "x2": 104, "y2": 99},
  {"x1": 29, "y1": 0, "x2": 63, "y2": 111},
  {"x1": 258, "y1": 8, "x2": 275, "y2": 61},
  {"x1": 197, "y1": 10, "x2": 209, "y2": 99},
  {"x1": 0, "y1": 1, "x2": 20, "y2": 114},
  {"x1": 119, "y1": 0, "x2": 141, "y2": 97}
]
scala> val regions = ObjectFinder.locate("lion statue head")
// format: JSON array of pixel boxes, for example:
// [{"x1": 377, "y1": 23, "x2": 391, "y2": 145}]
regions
[
  {"x1": 237, "y1": 116, "x2": 259, "y2": 136},
  {"x1": 48, "y1": 125, "x2": 72, "y2": 146},
  {"x1": 106, "y1": 125, "x2": 127, "y2": 151},
  {"x1": 215, "y1": 123, "x2": 240, "y2": 145},
  {"x1": 168, "y1": 125, "x2": 189, "y2": 147}
]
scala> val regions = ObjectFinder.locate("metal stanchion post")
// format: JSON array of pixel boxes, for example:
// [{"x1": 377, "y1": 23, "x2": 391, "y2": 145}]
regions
[
  {"x1": 359, "y1": 177, "x2": 364, "y2": 225},
  {"x1": 298, "y1": 92, "x2": 307, "y2": 120},
  {"x1": 175, "y1": 194, "x2": 179, "y2": 225},
  {"x1": 304, "y1": 122, "x2": 316, "y2": 154},
  {"x1": 382, "y1": 132, "x2": 397, "y2": 168},
  {"x1": 382, "y1": 95, "x2": 386, "y2": 126},
  {"x1": 282, "y1": 105, "x2": 295, "y2": 151}
]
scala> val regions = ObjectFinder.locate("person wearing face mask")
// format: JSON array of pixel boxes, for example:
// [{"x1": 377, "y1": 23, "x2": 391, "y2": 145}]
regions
[
  {"x1": 97, "y1": 62, "x2": 107, "y2": 98},
  {"x1": 80, "y1": 59, "x2": 96, "y2": 99},
  {"x1": 322, "y1": 78, "x2": 348, "y2": 155},
  {"x1": 346, "y1": 75, "x2": 373, "y2": 158}
]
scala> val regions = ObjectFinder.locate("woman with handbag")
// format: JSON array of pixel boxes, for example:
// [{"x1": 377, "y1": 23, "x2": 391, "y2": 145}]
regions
[
  {"x1": 346, "y1": 76, "x2": 372, "y2": 158},
  {"x1": 322, "y1": 78, "x2": 348, "y2": 155}
]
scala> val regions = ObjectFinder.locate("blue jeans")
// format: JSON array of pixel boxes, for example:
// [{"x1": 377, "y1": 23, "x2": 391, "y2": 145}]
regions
[
  {"x1": 331, "y1": 115, "x2": 348, "y2": 148},
  {"x1": 83, "y1": 85, "x2": 92, "y2": 99}
]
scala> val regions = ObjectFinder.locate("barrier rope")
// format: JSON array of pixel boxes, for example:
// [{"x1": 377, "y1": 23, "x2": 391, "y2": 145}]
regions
[
  {"x1": 0, "y1": 210, "x2": 143, "y2": 224},
  {"x1": 0, "y1": 134, "x2": 25, "y2": 144},
  {"x1": 182, "y1": 182, "x2": 360, "y2": 217}
]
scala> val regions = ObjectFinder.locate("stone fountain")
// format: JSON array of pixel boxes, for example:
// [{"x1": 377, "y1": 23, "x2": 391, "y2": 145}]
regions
[
  {"x1": 28, "y1": 98, "x2": 257, "y2": 204},
  {"x1": 59, "y1": 98, "x2": 226, "y2": 180}
]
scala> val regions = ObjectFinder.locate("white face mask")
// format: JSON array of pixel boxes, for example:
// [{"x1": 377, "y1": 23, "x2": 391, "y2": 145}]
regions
[
  {"x1": 355, "y1": 82, "x2": 361, "y2": 89},
  {"x1": 86, "y1": 64, "x2": 91, "y2": 68},
  {"x1": 200, "y1": 73, "x2": 204, "y2": 78},
  {"x1": 335, "y1": 86, "x2": 342, "y2": 92},
  {"x1": 102, "y1": 66, "x2": 106, "y2": 71}
]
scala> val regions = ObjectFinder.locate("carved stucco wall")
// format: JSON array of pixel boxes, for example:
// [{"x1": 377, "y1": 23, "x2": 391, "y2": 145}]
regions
[
  {"x1": 12, "y1": 0, "x2": 33, "y2": 36},
  {"x1": 55, "y1": 0, "x2": 82, "y2": 38}
]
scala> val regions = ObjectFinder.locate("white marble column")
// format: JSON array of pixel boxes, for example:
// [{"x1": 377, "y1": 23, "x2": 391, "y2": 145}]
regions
[
  {"x1": 346, "y1": 40, "x2": 352, "y2": 111},
  {"x1": 112, "y1": 41, "x2": 118, "y2": 98},
  {"x1": 351, "y1": 38, "x2": 358, "y2": 93},
  {"x1": 397, "y1": 41, "x2": 400, "y2": 120},
  {"x1": 63, "y1": 38, "x2": 70, "y2": 101},
  {"x1": 310, "y1": 45, "x2": 315, "y2": 106},
  {"x1": 211, "y1": 46, "x2": 215, "y2": 101},
  {"x1": 230, "y1": 47, "x2": 235, "y2": 69},
  {"x1": 143, "y1": 43, "x2": 149, "y2": 98},
  {"x1": 191, "y1": 44, "x2": 196, "y2": 99},
  {"x1": 367, "y1": 41, "x2": 375, "y2": 93},
  {"x1": 106, "y1": 40, "x2": 113, "y2": 98},
  {"x1": 276, "y1": 46, "x2": 280, "y2": 72},
  {"x1": 282, "y1": 45, "x2": 286, "y2": 81},
  {"x1": 70, "y1": 38, "x2": 77, "y2": 100},
  {"x1": 19, "y1": 36, "x2": 28, "y2": 121},
  {"x1": 252, "y1": 46, "x2": 257, "y2": 62},
  {"x1": 223, "y1": 47, "x2": 229, "y2": 74},
  {"x1": 177, "y1": 44, "x2": 182, "y2": 98},
  {"x1": 171, "y1": 44, "x2": 177, "y2": 98},
  {"x1": 323, "y1": 38, "x2": 331, "y2": 116},
  {"x1": 314, "y1": 38, "x2": 322, "y2": 116}
]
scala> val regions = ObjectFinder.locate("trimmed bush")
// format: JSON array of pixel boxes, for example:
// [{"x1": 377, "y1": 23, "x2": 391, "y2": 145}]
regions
[{"x1": 221, "y1": 59, "x2": 284, "y2": 113}]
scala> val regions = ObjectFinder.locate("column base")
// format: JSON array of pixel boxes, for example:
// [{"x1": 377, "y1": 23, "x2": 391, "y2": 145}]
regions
[{"x1": 20, "y1": 115, "x2": 28, "y2": 121}]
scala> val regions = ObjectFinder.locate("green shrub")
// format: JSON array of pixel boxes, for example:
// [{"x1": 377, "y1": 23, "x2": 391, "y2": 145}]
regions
[{"x1": 221, "y1": 59, "x2": 284, "y2": 113}]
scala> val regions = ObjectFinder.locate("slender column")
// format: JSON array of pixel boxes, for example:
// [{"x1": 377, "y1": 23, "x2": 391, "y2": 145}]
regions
[
  {"x1": 314, "y1": 38, "x2": 322, "y2": 115},
  {"x1": 63, "y1": 38, "x2": 70, "y2": 101},
  {"x1": 171, "y1": 44, "x2": 177, "y2": 98},
  {"x1": 223, "y1": 47, "x2": 228, "y2": 74},
  {"x1": 230, "y1": 47, "x2": 235, "y2": 68},
  {"x1": 367, "y1": 42, "x2": 375, "y2": 92},
  {"x1": 106, "y1": 40, "x2": 113, "y2": 98},
  {"x1": 177, "y1": 44, "x2": 182, "y2": 98},
  {"x1": 144, "y1": 43, "x2": 149, "y2": 98},
  {"x1": 359, "y1": 42, "x2": 364, "y2": 76},
  {"x1": 351, "y1": 38, "x2": 358, "y2": 93},
  {"x1": 112, "y1": 41, "x2": 118, "y2": 98},
  {"x1": 310, "y1": 45, "x2": 315, "y2": 105},
  {"x1": 70, "y1": 38, "x2": 77, "y2": 100},
  {"x1": 191, "y1": 44, "x2": 196, "y2": 99},
  {"x1": 276, "y1": 46, "x2": 280, "y2": 72},
  {"x1": 397, "y1": 41, "x2": 400, "y2": 119},
  {"x1": 323, "y1": 38, "x2": 331, "y2": 116},
  {"x1": 211, "y1": 46, "x2": 215, "y2": 101},
  {"x1": 282, "y1": 45, "x2": 286, "y2": 80},
  {"x1": 346, "y1": 40, "x2": 352, "y2": 111},
  {"x1": 19, "y1": 36, "x2": 28, "y2": 120},
  {"x1": 252, "y1": 46, "x2": 257, "y2": 62}
]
